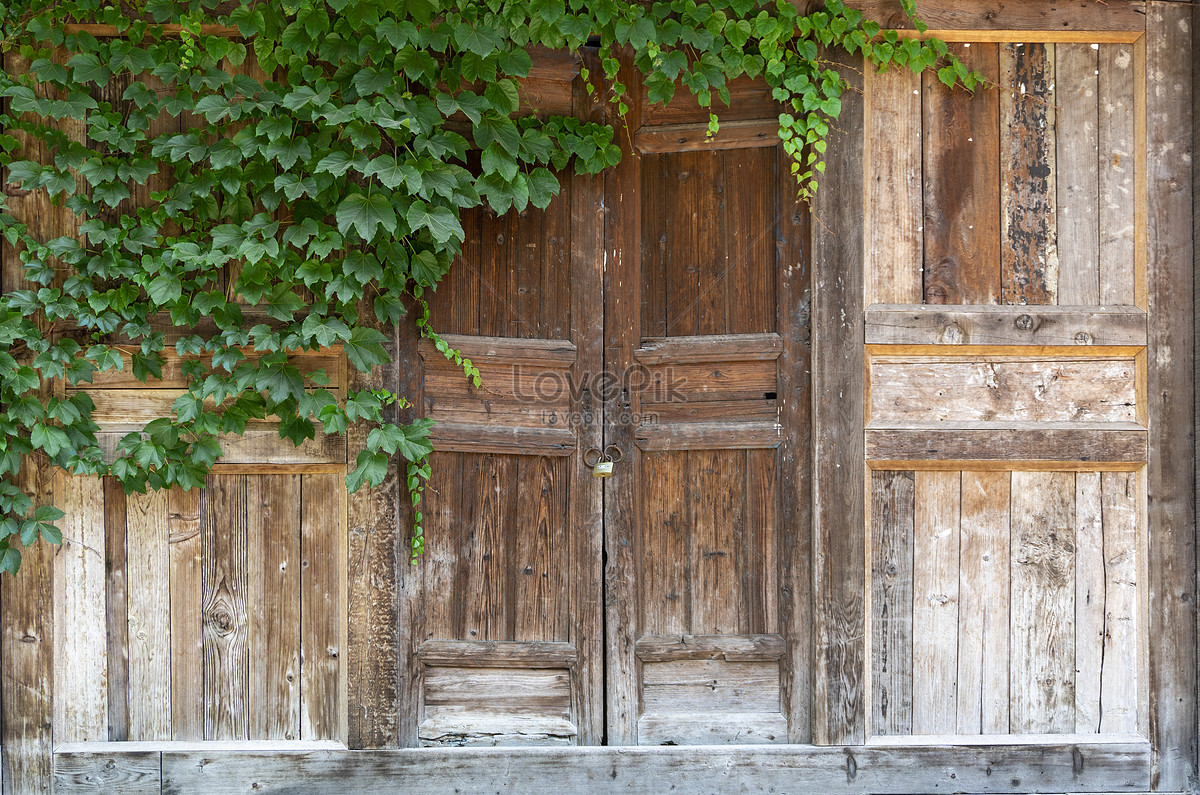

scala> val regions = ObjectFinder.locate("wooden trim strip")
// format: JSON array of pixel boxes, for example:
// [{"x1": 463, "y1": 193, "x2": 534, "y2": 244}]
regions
[
  {"x1": 429, "y1": 422, "x2": 576, "y2": 456},
  {"x1": 865, "y1": 305, "x2": 1148, "y2": 347},
  {"x1": 866, "y1": 426, "x2": 1148, "y2": 465},
  {"x1": 633, "y1": 333, "x2": 783, "y2": 364},
  {"x1": 634, "y1": 120, "x2": 780, "y2": 153},
  {"x1": 634, "y1": 634, "x2": 786, "y2": 662},
  {"x1": 416, "y1": 641, "x2": 577, "y2": 669},
  {"x1": 418, "y1": 334, "x2": 577, "y2": 366},
  {"x1": 144, "y1": 741, "x2": 1151, "y2": 792},
  {"x1": 634, "y1": 421, "x2": 782, "y2": 451},
  {"x1": 889, "y1": 30, "x2": 1144, "y2": 44},
  {"x1": 833, "y1": 0, "x2": 1147, "y2": 35}
]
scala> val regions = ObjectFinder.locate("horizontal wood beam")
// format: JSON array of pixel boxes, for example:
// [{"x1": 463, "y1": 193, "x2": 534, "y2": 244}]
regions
[
  {"x1": 634, "y1": 333, "x2": 783, "y2": 365},
  {"x1": 634, "y1": 120, "x2": 780, "y2": 153},
  {"x1": 866, "y1": 305, "x2": 1148, "y2": 347},
  {"x1": 805, "y1": 0, "x2": 1148, "y2": 37},
  {"x1": 416, "y1": 640, "x2": 577, "y2": 668},
  {"x1": 428, "y1": 421, "x2": 576, "y2": 456},
  {"x1": 866, "y1": 424, "x2": 1147, "y2": 467},
  {"x1": 419, "y1": 335, "x2": 577, "y2": 367},
  {"x1": 634, "y1": 420, "x2": 782, "y2": 451},
  {"x1": 635, "y1": 634, "x2": 786, "y2": 662},
  {"x1": 100, "y1": 741, "x2": 1156, "y2": 793}
]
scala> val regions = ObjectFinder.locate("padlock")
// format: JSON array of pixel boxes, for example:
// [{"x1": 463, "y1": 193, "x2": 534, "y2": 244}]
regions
[{"x1": 592, "y1": 459, "x2": 615, "y2": 477}]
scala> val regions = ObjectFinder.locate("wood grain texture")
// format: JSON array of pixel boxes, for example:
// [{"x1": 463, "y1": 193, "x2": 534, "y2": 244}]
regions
[
  {"x1": 866, "y1": 425, "x2": 1147, "y2": 465},
  {"x1": 157, "y1": 741, "x2": 1153, "y2": 793},
  {"x1": 1074, "y1": 472, "x2": 1106, "y2": 735},
  {"x1": 1009, "y1": 471, "x2": 1076, "y2": 734},
  {"x1": 870, "y1": 471, "x2": 914, "y2": 736},
  {"x1": 1000, "y1": 43, "x2": 1057, "y2": 305},
  {"x1": 54, "y1": 474, "x2": 108, "y2": 743},
  {"x1": 1144, "y1": 4, "x2": 1196, "y2": 789},
  {"x1": 104, "y1": 478, "x2": 130, "y2": 742},
  {"x1": 202, "y1": 475, "x2": 249, "y2": 740},
  {"x1": 1098, "y1": 43, "x2": 1138, "y2": 306},
  {"x1": 865, "y1": 66, "x2": 923, "y2": 305},
  {"x1": 125, "y1": 489, "x2": 171, "y2": 740},
  {"x1": 168, "y1": 487, "x2": 203, "y2": 740},
  {"x1": 53, "y1": 750, "x2": 161, "y2": 794},
  {"x1": 1056, "y1": 44, "x2": 1101, "y2": 305},
  {"x1": 911, "y1": 471, "x2": 960, "y2": 735},
  {"x1": 634, "y1": 120, "x2": 779, "y2": 153},
  {"x1": 841, "y1": 0, "x2": 1148, "y2": 35},
  {"x1": 865, "y1": 305, "x2": 1147, "y2": 347},
  {"x1": 301, "y1": 474, "x2": 342, "y2": 740},
  {"x1": 810, "y1": 49, "x2": 865, "y2": 746},
  {"x1": 922, "y1": 43, "x2": 1000, "y2": 305},
  {"x1": 246, "y1": 476, "x2": 301, "y2": 741},
  {"x1": 956, "y1": 471, "x2": 1010, "y2": 735},
  {"x1": 1098, "y1": 471, "x2": 1140, "y2": 735}
]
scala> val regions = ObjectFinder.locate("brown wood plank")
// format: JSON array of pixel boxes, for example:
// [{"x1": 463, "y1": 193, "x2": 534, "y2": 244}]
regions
[
  {"x1": 870, "y1": 470, "x2": 915, "y2": 736},
  {"x1": 1146, "y1": 4, "x2": 1197, "y2": 787},
  {"x1": 635, "y1": 634, "x2": 785, "y2": 662},
  {"x1": 922, "y1": 43, "x2": 1001, "y2": 305},
  {"x1": 866, "y1": 426, "x2": 1147, "y2": 465},
  {"x1": 640, "y1": 452, "x2": 690, "y2": 636},
  {"x1": 417, "y1": 640, "x2": 577, "y2": 668},
  {"x1": 634, "y1": 421, "x2": 782, "y2": 451},
  {"x1": 634, "y1": 120, "x2": 779, "y2": 154},
  {"x1": 1000, "y1": 42, "x2": 1058, "y2": 306},
  {"x1": 810, "y1": 49, "x2": 866, "y2": 746},
  {"x1": 246, "y1": 476, "x2": 301, "y2": 740},
  {"x1": 301, "y1": 474, "x2": 341, "y2": 740},
  {"x1": 1098, "y1": 43, "x2": 1138, "y2": 306},
  {"x1": 168, "y1": 487, "x2": 204, "y2": 740},
  {"x1": 1010, "y1": 471, "x2": 1076, "y2": 734},
  {"x1": 741, "y1": 448, "x2": 776, "y2": 635},
  {"x1": 724, "y1": 149, "x2": 776, "y2": 334},
  {"x1": 687, "y1": 450, "x2": 743, "y2": 634},
  {"x1": 695, "y1": 150, "x2": 727, "y2": 336},
  {"x1": 1056, "y1": 43, "x2": 1102, "y2": 305},
  {"x1": 956, "y1": 471, "x2": 1011, "y2": 735},
  {"x1": 842, "y1": 0, "x2": 1148, "y2": 35},
  {"x1": 633, "y1": 333, "x2": 782, "y2": 365},
  {"x1": 104, "y1": 478, "x2": 130, "y2": 742},
  {"x1": 513, "y1": 456, "x2": 567, "y2": 642},
  {"x1": 461, "y1": 455, "x2": 513, "y2": 641},
  {"x1": 865, "y1": 305, "x2": 1147, "y2": 347},
  {"x1": 202, "y1": 475, "x2": 249, "y2": 740},
  {"x1": 641, "y1": 75, "x2": 778, "y2": 127},
  {"x1": 125, "y1": 489, "x2": 171, "y2": 741},
  {"x1": 911, "y1": 471, "x2": 960, "y2": 735},
  {"x1": 865, "y1": 66, "x2": 923, "y2": 305},
  {"x1": 428, "y1": 423, "x2": 576, "y2": 456}
]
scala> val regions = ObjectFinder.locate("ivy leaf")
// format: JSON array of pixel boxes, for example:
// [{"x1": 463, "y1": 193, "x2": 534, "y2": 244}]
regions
[
  {"x1": 67, "y1": 52, "x2": 111, "y2": 84},
  {"x1": 147, "y1": 275, "x2": 182, "y2": 305},
  {"x1": 336, "y1": 193, "x2": 397, "y2": 240},
  {"x1": 527, "y1": 168, "x2": 561, "y2": 210},
  {"x1": 407, "y1": 201, "x2": 463, "y2": 245},
  {"x1": 454, "y1": 23, "x2": 503, "y2": 57},
  {"x1": 344, "y1": 326, "x2": 391, "y2": 372},
  {"x1": 363, "y1": 156, "x2": 407, "y2": 189},
  {"x1": 346, "y1": 449, "x2": 387, "y2": 492},
  {"x1": 30, "y1": 423, "x2": 69, "y2": 458},
  {"x1": 0, "y1": 545, "x2": 20, "y2": 576}
]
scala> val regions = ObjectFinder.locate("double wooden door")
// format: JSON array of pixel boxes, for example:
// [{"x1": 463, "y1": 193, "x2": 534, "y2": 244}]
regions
[{"x1": 403, "y1": 53, "x2": 807, "y2": 747}]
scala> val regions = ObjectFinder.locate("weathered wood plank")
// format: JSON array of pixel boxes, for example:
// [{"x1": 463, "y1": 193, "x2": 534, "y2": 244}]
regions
[
  {"x1": 866, "y1": 425, "x2": 1147, "y2": 466},
  {"x1": 158, "y1": 741, "x2": 1154, "y2": 793},
  {"x1": 54, "y1": 473, "x2": 108, "y2": 743},
  {"x1": 301, "y1": 474, "x2": 342, "y2": 740},
  {"x1": 637, "y1": 713, "x2": 788, "y2": 746},
  {"x1": 1074, "y1": 472, "x2": 1106, "y2": 735},
  {"x1": 724, "y1": 149, "x2": 776, "y2": 335},
  {"x1": 911, "y1": 471, "x2": 959, "y2": 735},
  {"x1": 634, "y1": 421, "x2": 781, "y2": 452},
  {"x1": 956, "y1": 471, "x2": 1010, "y2": 735},
  {"x1": 1000, "y1": 42, "x2": 1057, "y2": 306},
  {"x1": 1010, "y1": 471, "x2": 1076, "y2": 734},
  {"x1": 865, "y1": 305, "x2": 1147, "y2": 347},
  {"x1": 841, "y1": 0, "x2": 1147, "y2": 36},
  {"x1": 640, "y1": 452, "x2": 689, "y2": 636},
  {"x1": 642, "y1": 659, "x2": 781, "y2": 713},
  {"x1": 1098, "y1": 470, "x2": 1140, "y2": 735},
  {"x1": 513, "y1": 456, "x2": 567, "y2": 642},
  {"x1": 635, "y1": 634, "x2": 785, "y2": 662},
  {"x1": 104, "y1": 478, "x2": 130, "y2": 742},
  {"x1": 246, "y1": 476, "x2": 301, "y2": 741},
  {"x1": 865, "y1": 66, "x2": 923, "y2": 305},
  {"x1": 1144, "y1": 4, "x2": 1196, "y2": 788},
  {"x1": 1056, "y1": 43, "x2": 1101, "y2": 305},
  {"x1": 202, "y1": 475, "x2": 249, "y2": 740},
  {"x1": 810, "y1": 48, "x2": 865, "y2": 746},
  {"x1": 633, "y1": 333, "x2": 782, "y2": 364},
  {"x1": 1098, "y1": 43, "x2": 1137, "y2": 306},
  {"x1": 428, "y1": 423, "x2": 576, "y2": 457},
  {"x1": 870, "y1": 470, "x2": 914, "y2": 736},
  {"x1": 922, "y1": 43, "x2": 1000, "y2": 305},
  {"x1": 168, "y1": 487, "x2": 203, "y2": 740},
  {"x1": 417, "y1": 641, "x2": 577, "y2": 668},
  {"x1": 53, "y1": 751, "x2": 161, "y2": 794},
  {"x1": 125, "y1": 489, "x2": 171, "y2": 741},
  {"x1": 634, "y1": 120, "x2": 779, "y2": 153}
]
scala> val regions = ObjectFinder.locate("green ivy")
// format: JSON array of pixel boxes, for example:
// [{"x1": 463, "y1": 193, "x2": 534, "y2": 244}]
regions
[{"x1": 0, "y1": 0, "x2": 977, "y2": 573}]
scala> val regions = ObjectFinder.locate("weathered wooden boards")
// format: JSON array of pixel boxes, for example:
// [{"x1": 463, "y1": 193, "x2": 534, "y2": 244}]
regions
[
  {"x1": 46, "y1": 474, "x2": 345, "y2": 747},
  {"x1": 864, "y1": 41, "x2": 1141, "y2": 309},
  {"x1": 870, "y1": 469, "x2": 1144, "y2": 738}
]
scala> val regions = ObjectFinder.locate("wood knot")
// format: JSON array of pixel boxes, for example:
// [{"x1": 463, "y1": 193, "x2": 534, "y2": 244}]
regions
[
  {"x1": 1014, "y1": 314, "x2": 1035, "y2": 331},
  {"x1": 1074, "y1": 331, "x2": 1093, "y2": 345},
  {"x1": 939, "y1": 323, "x2": 964, "y2": 344}
]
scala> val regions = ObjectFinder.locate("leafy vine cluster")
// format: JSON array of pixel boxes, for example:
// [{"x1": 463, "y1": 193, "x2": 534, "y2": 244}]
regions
[{"x1": 0, "y1": 0, "x2": 974, "y2": 573}]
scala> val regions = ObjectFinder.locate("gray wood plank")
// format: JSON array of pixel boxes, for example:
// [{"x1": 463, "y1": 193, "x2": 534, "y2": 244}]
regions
[
  {"x1": 870, "y1": 470, "x2": 914, "y2": 736},
  {"x1": 53, "y1": 751, "x2": 161, "y2": 794},
  {"x1": 865, "y1": 305, "x2": 1146, "y2": 347}
]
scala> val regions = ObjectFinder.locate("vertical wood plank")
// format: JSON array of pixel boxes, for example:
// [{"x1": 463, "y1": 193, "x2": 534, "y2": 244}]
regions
[
  {"x1": 246, "y1": 475, "x2": 301, "y2": 740},
  {"x1": 865, "y1": 66, "x2": 923, "y2": 305},
  {"x1": 688, "y1": 450, "x2": 743, "y2": 635},
  {"x1": 395, "y1": 292, "x2": 423, "y2": 749},
  {"x1": 811, "y1": 49, "x2": 866, "y2": 745},
  {"x1": 871, "y1": 470, "x2": 914, "y2": 736},
  {"x1": 725, "y1": 149, "x2": 776, "y2": 333},
  {"x1": 54, "y1": 474, "x2": 108, "y2": 743},
  {"x1": 911, "y1": 471, "x2": 960, "y2": 735},
  {"x1": 301, "y1": 474, "x2": 341, "y2": 740},
  {"x1": 125, "y1": 488, "x2": 171, "y2": 741},
  {"x1": 104, "y1": 478, "x2": 130, "y2": 742},
  {"x1": 1010, "y1": 471, "x2": 1076, "y2": 734},
  {"x1": 513, "y1": 456, "x2": 566, "y2": 642},
  {"x1": 569, "y1": 50, "x2": 605, "y2": 744},
  {"x1": 202, "y1": 475, "x2": 249, "y2": 741},
  {"x1": 957, "y1": 470, "x2": 1011, "y2": 735},
  {"x1": 168, "y1": 487, "x2": 203, "y2": 740},
  {"x1": 1098, "y1": 43, "x2": 1137, "y2": 306},
  {"x1": 1000, "y1": 43, "x2": 1058, "y2": 306},
  {"x1": 1099, "y1": 470, "x2": 1140, "y2": 735},
  {"x1": 922, "y1": 43, "x2": 1001, "y2": 305},
  {"x1": 1145, "y1": 4, "x2": 1196, "y2": 788},
  {"x1": 1075, "y1": 472, "x2": 1105, "y2": 734},
  {"x1": 1056, "y1": 43, "x2": 1101, "y2": 305},
  {"x1": 742, "y1": 448, "x2": 777, "y2": 635},
  {"x1": 775, "y1": 139, "x2": 812, "y2": 743},
  {"x1": 461, "y1": 455, "x2": 512, "y2": 641}
]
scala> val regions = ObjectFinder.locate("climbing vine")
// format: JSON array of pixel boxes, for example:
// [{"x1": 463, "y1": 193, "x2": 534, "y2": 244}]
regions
[{"x1": 0, "y1": 0, "x2": 977, "y2": 573}]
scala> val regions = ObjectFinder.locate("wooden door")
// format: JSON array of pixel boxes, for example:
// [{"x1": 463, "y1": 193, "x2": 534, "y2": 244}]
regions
[{"x1": 603, "y1": 62, "x2": 810, "y2": 745}]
